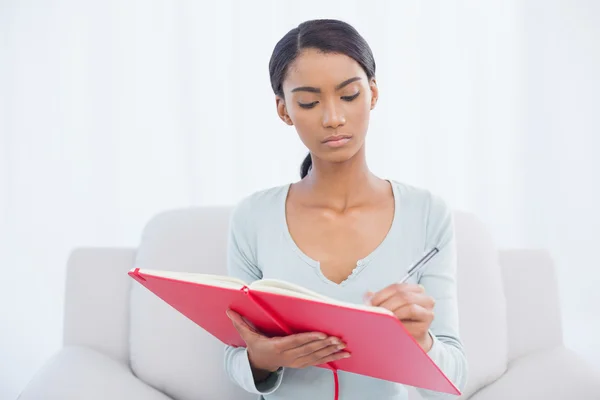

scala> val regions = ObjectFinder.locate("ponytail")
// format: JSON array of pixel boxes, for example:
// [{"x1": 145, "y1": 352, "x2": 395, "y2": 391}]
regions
[{"x1": 300, "y1": 153, "x2": 312, "y2": 178}]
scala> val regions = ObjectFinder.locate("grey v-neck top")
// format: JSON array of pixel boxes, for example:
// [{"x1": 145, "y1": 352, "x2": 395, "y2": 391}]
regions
[{"x1": 223, "y1": 180, "x2": 468, "y2": 400}]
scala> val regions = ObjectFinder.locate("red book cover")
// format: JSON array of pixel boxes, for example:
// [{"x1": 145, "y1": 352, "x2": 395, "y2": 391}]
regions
[{"x1": 129, "y1": 267, "x2": 461, "y2": 396}]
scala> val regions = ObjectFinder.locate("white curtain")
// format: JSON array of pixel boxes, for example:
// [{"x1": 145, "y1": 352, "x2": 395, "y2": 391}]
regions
[{"x1": 1, "y1": 1, "x2": 599, "y2": 398}]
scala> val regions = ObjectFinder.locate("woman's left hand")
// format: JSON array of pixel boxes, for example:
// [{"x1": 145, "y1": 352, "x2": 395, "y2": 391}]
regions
[{"x1": 366, "y1": 283, "x2": 435, "y2": 351}]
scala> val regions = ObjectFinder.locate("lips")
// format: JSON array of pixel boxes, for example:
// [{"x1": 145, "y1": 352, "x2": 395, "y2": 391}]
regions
[
  {"x1": 322, "y1": 135, "x2": 352, "y2": 148},
  {"x1": 322, "y1": 134, "x2": 352, "y2": 143}
]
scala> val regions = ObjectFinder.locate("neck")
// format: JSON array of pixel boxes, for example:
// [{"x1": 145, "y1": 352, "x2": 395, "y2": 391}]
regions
[{"x1": 301, "y1": 146, "x2": 381, "y2": 207}]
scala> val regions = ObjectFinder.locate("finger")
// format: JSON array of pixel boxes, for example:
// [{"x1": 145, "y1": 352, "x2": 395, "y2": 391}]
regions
[
  {"x1": 368, "y1": 283, "x2": 424, "y2": 307},
  {"x1": 378, "y1": 292, "x2": 434, "y2": 315},
  {"x1": 285, "y1": 336, "x2": 342, "y2": 358},
  {"x1": 273, "y1": 331, "x2": 328, "y2": 351},
  {"x1": 227, "y1": 310, "x2": 261, "y2": 340},
  {"x1": 377, "y1": 291, "x2": 416, "y2": 313},
  {"x1": 393, "y1": 303, "x2": 433, "y2": 322},
  {"x1": 295, "y1": 343, "x2": 349, "y2": 368},
  {"x1": 308, "y1": 348, "x2": 352, "y2": 367}
]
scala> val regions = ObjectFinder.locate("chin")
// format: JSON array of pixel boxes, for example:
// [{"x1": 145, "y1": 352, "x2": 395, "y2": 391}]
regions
[{"x1": 320, "y1": 147, "x2": 362, "y2": 164}]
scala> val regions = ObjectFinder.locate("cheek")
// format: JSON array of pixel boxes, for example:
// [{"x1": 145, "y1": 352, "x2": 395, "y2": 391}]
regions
[
  {"x1": 348, "y1": 98, "x2": 371, "y2": 129},
  {"x1": 288, "y1": 112, "x2": 318, "y2": 148},
  {"x1": 290, "y1": 111, "x2": 315, "y2": 134}
]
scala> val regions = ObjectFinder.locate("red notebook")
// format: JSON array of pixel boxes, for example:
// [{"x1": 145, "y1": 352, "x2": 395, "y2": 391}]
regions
[{"x1": 129, "y1": 267, "x2": 461, "y2": 396}]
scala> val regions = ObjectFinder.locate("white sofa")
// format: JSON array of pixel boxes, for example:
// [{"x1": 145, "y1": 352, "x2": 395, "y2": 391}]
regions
[{"x1": 18, "y1": 207, "x2": 600, "y2": 400}]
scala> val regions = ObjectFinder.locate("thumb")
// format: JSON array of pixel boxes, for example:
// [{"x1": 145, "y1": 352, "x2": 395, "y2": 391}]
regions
[
  {"x1": 363, "y1": 291, "x2": 374, "y2": 305},
  {"x1": 227, "y1": 310, "x2": 260, "y2": 340}
]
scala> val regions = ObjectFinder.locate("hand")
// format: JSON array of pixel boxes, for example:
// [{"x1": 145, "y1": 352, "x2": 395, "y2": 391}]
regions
[
  {"x1": 226, "y1": 310, "x2": 351, "y2": 376},
  {"x1": 366, "y1": 283, "x2": 435, "y2": 351}
]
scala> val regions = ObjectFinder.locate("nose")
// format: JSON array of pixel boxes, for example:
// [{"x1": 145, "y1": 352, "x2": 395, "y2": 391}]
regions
[{"x1": 321, "y1": 101, "x2": 346, "y2": 128}]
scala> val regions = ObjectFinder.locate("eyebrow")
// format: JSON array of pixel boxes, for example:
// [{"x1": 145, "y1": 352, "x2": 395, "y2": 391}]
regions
[{"x1": 291, "y1": 76, "x2": 362, "y2": 94}]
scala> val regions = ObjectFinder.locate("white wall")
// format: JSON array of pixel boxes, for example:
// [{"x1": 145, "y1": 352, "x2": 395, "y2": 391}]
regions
[
  {"x1": 519, "y1": 0, "x2": 600, "y2": 367},
  {"x1": 1, "y1": 1, "x2": 599, "y2": 399}
]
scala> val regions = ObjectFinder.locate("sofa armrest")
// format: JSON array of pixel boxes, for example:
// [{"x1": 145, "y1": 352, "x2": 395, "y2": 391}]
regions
[
  {"x1": 63, "y1": 247, "x2": 136, "y2": 365},
  {"x1": 498, "y1": 249, "x2": 563, "y2": 361}
]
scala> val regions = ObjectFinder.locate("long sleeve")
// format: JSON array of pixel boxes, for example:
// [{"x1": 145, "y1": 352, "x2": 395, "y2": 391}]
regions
[
  {"x1": 416, "y1": 194, "x2": 469, "y2": 399},
  {"x1": 222, "y1": 198, "x2": 285, "y2": 395}
]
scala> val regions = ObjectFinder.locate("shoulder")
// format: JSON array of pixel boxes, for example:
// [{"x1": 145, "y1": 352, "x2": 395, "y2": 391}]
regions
[
  {"x1": 229, "y1": 183, "x2": 290, "y2": 231},
  {"x1": 389, "y1": 180, "x2": 453, "y2": 243},
  {"x1": 389, "y1": 179, "x2": 451, "y2": 217}
]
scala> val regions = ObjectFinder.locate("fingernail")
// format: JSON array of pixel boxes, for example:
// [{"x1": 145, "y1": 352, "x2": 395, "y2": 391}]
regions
[
  {"x1": 226, "y1": 310, "x2": 232, "y2": 319},
  {"x1": 363, "y1": 292, "x2": 373, "y2": 305}
]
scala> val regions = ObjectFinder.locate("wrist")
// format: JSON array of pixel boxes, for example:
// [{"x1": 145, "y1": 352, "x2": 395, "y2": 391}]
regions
[
  {"x1": 418, "y1": 332, "x2": 434, "y2": 352},
  {"x1": 247, "y1": 350, "x2": 280, "y2": 373}
]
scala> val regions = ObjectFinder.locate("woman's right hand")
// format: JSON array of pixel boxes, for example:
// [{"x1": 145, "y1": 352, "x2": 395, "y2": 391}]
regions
[{"x1": 226, "y1": 309, "x2": 351, "y2": 375}]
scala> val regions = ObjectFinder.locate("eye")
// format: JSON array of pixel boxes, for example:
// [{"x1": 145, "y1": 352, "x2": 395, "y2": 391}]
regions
[
  {"x1": 341, "y1": 92, "x2": 360, "y2": 102},
  {"x1": 298, "y1": 101, "x2": 318, "y2": 109}
]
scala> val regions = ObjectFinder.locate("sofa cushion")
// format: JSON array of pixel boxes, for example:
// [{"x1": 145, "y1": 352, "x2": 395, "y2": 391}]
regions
[
  {"x1": 469, "y1": 346, "x2": 600, "y2": 400},
  {"x1": 129, "y1": 207, "x2": 507, "y2": 400},
  {"x1": 129, "y1": 207, "x2": 254, "y2": 400},
  {"x1": 453, "y1": 212, "x2": 508, "y2": 398},
  {"x1": 18, "y1": 346, "x2": 172, "y2": 400}
]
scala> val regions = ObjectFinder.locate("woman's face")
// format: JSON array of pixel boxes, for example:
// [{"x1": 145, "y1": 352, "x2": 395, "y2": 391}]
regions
[{"x1": 277, "y1": 48, "x2": 378, "y2": 166}]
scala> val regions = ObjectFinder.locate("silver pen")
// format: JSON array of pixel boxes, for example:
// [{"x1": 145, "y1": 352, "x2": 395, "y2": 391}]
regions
[
  {"x1": 398, "y1": 247, "x2": 440, "y2": 283},
  {"x1": 364, "y1": 247, "x2": 440, "y2": 305}
]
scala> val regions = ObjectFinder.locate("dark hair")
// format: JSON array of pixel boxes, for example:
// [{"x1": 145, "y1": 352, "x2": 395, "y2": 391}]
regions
[{"x1": 268, "y1": 19, "x2": 376, "y2": 179}]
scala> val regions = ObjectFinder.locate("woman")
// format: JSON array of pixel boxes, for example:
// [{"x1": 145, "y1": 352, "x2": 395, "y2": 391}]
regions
[{"x1": 224, "y1": 19, "x2": 468, "y2": 400}]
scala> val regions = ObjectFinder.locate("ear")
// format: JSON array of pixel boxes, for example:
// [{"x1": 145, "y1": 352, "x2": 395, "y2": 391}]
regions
[
  {"x1": 369, "y1": 78, "x2": 378, "y2": 110},
  {"x1": 276, "y1": 96, "x2": 294, "y2": 126}
]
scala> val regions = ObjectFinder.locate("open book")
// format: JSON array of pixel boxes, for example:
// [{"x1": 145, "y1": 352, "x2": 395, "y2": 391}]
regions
[{"x1": 129, "y1": 267, "x2": 460, "y2": 396}]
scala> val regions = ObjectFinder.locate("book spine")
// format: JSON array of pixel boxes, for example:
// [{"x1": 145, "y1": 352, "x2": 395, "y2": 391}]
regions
[
  {"x1": 241, "y1": 286, "x2": 340, "y2": 400},
  {"x1": 241, "y1": 286, "x2": 294, "y2": 335}
]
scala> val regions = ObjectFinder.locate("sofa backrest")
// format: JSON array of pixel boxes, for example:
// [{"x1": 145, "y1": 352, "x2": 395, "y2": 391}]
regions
[
  {"x1": 128, "y1": 207, "x2": 507, "y2": 400},
  {"x1": 129, "y1": 207, "x2": 253, "y2": 400},
  {"x1": 453, "y1": 212, "x2": 508, "y2": 398}
]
